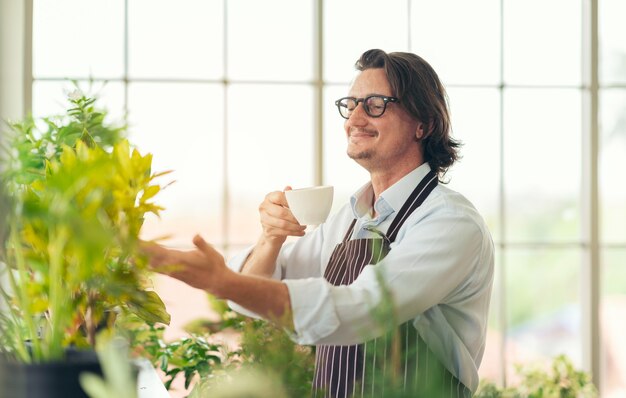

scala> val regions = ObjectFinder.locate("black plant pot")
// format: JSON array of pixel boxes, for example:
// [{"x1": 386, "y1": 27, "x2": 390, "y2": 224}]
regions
[{"x1": 0, "y1": 348, "x2": 102, "y2": 398}]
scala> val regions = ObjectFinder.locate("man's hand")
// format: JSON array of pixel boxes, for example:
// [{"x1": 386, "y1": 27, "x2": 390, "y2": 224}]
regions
[
  {"x1": 142, "y1": 235, "x2": 294, "y2": 328},
  {"x1": 240, "y1": 187, "x2": 306, "y2": 277},
  {"x1": 258, "y1": 186, "x2": 306, "y2": 245},
  {"x1": 141, "y1": 235, "x2": 232, "y2": 295}
]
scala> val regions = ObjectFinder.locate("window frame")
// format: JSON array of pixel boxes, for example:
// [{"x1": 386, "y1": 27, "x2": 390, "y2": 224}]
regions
[{"x1": 16, "y1": 0, "x2": 626, "y2": 392}]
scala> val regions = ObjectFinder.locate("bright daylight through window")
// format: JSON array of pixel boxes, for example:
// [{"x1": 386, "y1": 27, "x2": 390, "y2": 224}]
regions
[{"x1": 21, "y1": 0, "x2": 626, "y2": 396}]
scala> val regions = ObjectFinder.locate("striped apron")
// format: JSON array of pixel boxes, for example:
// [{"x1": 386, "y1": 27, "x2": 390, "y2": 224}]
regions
[{"x1": 312, "y1": 170, "x2": 472, "y2": 398}]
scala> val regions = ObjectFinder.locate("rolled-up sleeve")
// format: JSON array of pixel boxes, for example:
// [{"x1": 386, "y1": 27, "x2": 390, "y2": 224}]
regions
[{"x1": 283, "y1": 278, "x2": 342, "y2": 344}]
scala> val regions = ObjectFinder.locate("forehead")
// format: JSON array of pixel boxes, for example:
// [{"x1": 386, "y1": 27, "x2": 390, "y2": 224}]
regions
[{"x1": 348, "y1": 68, "x2": 393, "y2": 97}]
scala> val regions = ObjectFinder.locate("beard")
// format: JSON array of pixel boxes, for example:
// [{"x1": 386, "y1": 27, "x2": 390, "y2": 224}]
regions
[
  {"x1": 347, "y1": 148, "x2": 374, "y2": 160},
  {"x1": 346, "y1": 127, "x2": 378, "y2": 161}
]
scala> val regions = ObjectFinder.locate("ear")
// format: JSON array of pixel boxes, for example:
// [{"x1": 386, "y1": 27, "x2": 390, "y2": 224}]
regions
[{"x1": 415, "y1": 122, "x2": 426, "y2": 140}]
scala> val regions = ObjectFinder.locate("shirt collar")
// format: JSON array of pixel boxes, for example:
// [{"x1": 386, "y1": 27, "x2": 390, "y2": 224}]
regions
[{"x1": 350, "y1": 162, "x2": 433, "y2": 220}]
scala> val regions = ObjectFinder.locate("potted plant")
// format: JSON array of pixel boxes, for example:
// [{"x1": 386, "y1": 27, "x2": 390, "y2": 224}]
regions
[{"x1": 0, "y1": 91, "x2": 171, "y2": 398}]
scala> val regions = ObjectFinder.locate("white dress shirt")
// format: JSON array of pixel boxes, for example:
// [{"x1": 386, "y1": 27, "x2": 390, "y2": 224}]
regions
[{"x1": 228, "y1": 163, "x2": 494, "y2": 391}]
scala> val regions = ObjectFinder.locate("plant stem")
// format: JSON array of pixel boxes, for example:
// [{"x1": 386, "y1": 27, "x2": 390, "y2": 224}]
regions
[
  {"x1": 85, "y1": 293, "x2": 97, "y2": 348},
  {"x1": 47, "y1": 225, "x2": 69, "y2": 360},
  {"x1": 8, "y1": 224, "x2": 39, "y2": 362}
]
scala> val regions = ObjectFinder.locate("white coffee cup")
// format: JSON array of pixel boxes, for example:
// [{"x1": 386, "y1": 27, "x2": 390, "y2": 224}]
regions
[{"x1": 285, "y1": 185, "x2": 334, "y2": 225}]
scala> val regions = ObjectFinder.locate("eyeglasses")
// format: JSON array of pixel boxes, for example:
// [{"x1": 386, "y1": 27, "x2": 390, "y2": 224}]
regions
[{"x1": 334, "y1": 95, "x2": 398, "y2": 119}]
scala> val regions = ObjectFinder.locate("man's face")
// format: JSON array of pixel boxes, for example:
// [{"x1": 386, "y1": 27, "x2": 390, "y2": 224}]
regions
[{"x1": 344, "y1": 68, "x2": 424, "y2": 172}]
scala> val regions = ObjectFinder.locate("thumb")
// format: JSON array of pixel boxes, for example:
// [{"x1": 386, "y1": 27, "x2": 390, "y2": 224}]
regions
[
  {"x1": 282, "y1": 186, "x2": 294, "y2": 208},
  {"x1": 192, "y1": 234, "x2": 213, "y2": 255},
  {"x1": 192, "y1": 234, "x2": 225, "y2": 264}
]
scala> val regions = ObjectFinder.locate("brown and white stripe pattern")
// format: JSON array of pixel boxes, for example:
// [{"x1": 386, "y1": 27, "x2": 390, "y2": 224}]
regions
[{"x1": 312, "y1": 171, "x2": 472, "y2": 398}]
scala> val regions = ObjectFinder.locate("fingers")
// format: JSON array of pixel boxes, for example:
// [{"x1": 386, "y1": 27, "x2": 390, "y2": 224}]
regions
[
  {"x1": 192, "y1": 234, "x2": 211, "y2": 252},
  {"x1": 139, "y1": 241, "x2": 171, "y2": 267},
  {"x1": 265, "y1": 190, "x2": 289, "y2": 208},
  {"x1": 259, "y1": 190, "x2": 306, "y2": 238},
  {"x1": 139, "y1": 236, "x2": 224, "y2": 292},
  {"x1": 260, "y1": 210, "x2": 306, "y2": 236},
  {"x1": 140, "y1": 241, "x2": 196, "y2": 271},
  {"x1": 192, "y1": 234, "x2": 221, "y2": 259},
  {"x1": 260, "y1": 207, "x2": 305, "y2": 237}
]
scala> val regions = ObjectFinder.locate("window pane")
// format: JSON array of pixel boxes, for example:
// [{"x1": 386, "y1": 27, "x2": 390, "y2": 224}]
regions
[
  {"x1": 128, "y1": 0, "x2": 224, "y2": 79},
  {"x1": 600, "y1": 0, "x2": 626, "y2": 84},
  {"x1": 33, "y1": 0, "x2": 124, "y2": 78},
  {"x1": 227, "y1": 84, "x2": 314, "y2": 245},
  {"x1": 129, "y1": 83, "x2": 224, "y2": 249},
  {"x1": 323, "y1": 85, "x2": 370, "y2": 212},
  {"x1": 324, "y1": 0, "x2": 409, "y2": 83},
  {"x1": 227, "y1": 0, "x2": 313, "y2": 81},
  {"x1": 601, "y1": 248, "x2": 626, "y2": 396},
  {"x1": 446, "y1": 87, "x2": 501, "y2": 241},
  {"x1": 503, "y1": 0, "x2": 581, "y2": 85},
  {"x1": 504, "y1": 89, "x2": 581, "y2": 242},
  {"x1": 32, "y1": 80, "x2": 125, "y2": 123},
  {"x1": 505, "y1": 248, "x2": 582, "y2": 379},
  {"x1": 479, "y1": 246, "x2": 504, "y2": 383},
  {"x1": 600, "y1": 89, "x2": 626, "y2": 243},
  {"x1": 153, "y1": 274, "x2": 213, "y2": 342},
  {"x1": 411, "y1": 0, "x2": 500, "y2": 85}
]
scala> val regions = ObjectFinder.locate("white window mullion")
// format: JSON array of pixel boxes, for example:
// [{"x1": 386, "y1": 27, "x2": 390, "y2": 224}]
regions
[
  {"x1": 0, "y1": 0, "x2": 32, "y2": 121},
  {"x1": 497, "y1": 0, "x2": 508, "y2": 388},
  {"x1": 581, "y1": 0, "x2": 601, "y2": 391},
  {"x1": 314, "y1": 0, "x2": 323, "y2": 185}
]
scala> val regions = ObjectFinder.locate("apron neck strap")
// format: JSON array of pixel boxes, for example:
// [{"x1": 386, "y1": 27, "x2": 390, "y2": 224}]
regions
[
  {"x1": 342, "y1": 169, "x2": 439, "y2": 245},
  {"x1": 386, "y1": 169, "x2": 438, "y2": 242}
]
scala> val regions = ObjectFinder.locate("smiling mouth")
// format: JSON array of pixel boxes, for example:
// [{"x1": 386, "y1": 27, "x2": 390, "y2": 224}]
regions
[{"x1": 349, "y1": 128, "x2": 378, "y2": 138}]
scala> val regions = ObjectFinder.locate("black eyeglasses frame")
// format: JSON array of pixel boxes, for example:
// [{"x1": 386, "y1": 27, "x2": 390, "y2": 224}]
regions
[{"x1": 334, "y1": 95, "x2": 399, "y2": 119}]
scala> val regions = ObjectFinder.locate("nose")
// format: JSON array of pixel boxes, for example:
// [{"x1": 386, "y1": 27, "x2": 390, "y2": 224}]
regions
[{"x1": 345, "y1": 101, "x2": 368, "y2": 128}]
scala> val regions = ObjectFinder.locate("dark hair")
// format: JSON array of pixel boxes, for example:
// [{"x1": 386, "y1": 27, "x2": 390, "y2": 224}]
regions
[{"x1": 355, "y1": 49, "x2": 461, "y2": 177}]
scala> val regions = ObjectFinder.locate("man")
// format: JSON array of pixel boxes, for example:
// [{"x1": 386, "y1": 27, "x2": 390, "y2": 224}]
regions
[{"x1": 145, "y1": 49, "x2": 494, "y2": 397}]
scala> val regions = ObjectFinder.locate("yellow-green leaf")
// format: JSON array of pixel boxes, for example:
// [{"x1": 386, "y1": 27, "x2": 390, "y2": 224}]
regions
[
  {"x1": 140, "y1": 185, "x2": 160, "y2": 202},
  {"x1": 126, "y1": 290, "x2": 171, "y2": 325}
]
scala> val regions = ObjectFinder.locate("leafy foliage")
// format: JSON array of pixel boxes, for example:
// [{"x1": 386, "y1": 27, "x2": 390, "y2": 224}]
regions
[
  {"x1": 197, "y1": 295, "x2": 315, "y2": 397},
  {"x1": 475, "y1": 355, "x2": 598, "y2": 398},
  {"x1": 233, "y1": 318, "x2": 316, "y2": 397},
  {"x1": 125, "y1": 320, "x2": 222, "y2": 391},
  {"x1": 0, "y1": 92, "x2": 170, "y2": 362},
  {"x1": 79, "y1": 337, "x2": 138, "y2": 398},
  {"x1": 128, "y1": 294, "x2": 316, "y2": 397}
]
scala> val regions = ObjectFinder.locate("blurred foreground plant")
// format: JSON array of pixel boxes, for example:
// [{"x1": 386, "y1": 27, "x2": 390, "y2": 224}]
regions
[
  {"x1": 130, "y1": 293, "x2": 316, "y2": 397},
  {"x1": 80, "y1": 337, "x2": 138, "y2": 398},
  {"x1": 0, "y1": 92, "x2": 171, "y2": 363},
  {"x1": 475, "y1": 355, "x2": 598, "y2": 398},
  {"x1": 123, "y1": 317, "x2": 223, "y2": 391},
  {"x1": 185, "y1": 317, "x2": 315, "y2": 398}
]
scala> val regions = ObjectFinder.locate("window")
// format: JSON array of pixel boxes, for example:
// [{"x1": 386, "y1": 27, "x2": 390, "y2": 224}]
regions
[{"x1": 28, "y1": 0, "x2": 626, "y2": 394}]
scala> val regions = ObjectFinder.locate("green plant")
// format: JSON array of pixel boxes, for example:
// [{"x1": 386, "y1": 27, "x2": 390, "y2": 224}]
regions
[
  {"x1": 237, "y1": 318, "x2": 316, "y2": 395},
  {"x1": 125, "y1": 320, "x2": 223, "y2": 391},
  {"x1": 198, "y1": 294, "x2": 315, "y2": 397},
  {"x1": 128, "y1": 292, "x2": 316, "y2": 396},
  {"x1": 188, "y1": 367, "x2": 289, "y2": 398},
  {"x1": 0, "y1": 92, "x2": 170, "y2": 362},
  {"x1": 79, "y1": 337, "x2": 138, "y2": 398},
  {"x1": 121, "y1": 294, "x2": 237, "y2": 392},
  {"x1": 185, "y1": 317, "x2": 315, "y2": 398},
  {"x1": 475, "y1": 355, "x2": 598, "y2": 398}
]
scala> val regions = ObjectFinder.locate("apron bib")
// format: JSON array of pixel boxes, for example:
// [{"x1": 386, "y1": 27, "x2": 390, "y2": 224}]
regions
[{"x1": 312, "y1": 170, "x2": 472, "y2": 398}]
